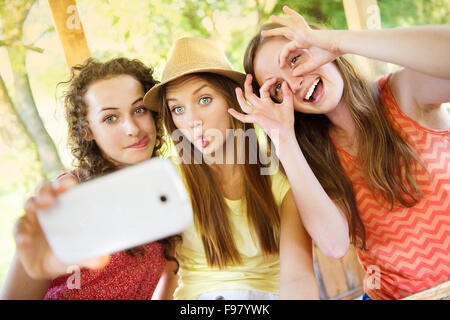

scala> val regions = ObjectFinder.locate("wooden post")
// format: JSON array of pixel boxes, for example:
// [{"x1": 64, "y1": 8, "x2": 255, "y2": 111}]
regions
[
  {"x1": 314, "y1": 245, "x2": 366, "y2": 299},
  {"x1": 48, "y1": 0, "x2": 91, "y2": 69},
  {"x1": 342, "y1": 0, "x2": 388, "y2": 80}
]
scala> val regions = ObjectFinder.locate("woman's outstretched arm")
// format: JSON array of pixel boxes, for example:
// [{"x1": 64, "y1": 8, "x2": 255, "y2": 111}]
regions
[{"x1": 265, "y1": 6, "x2": 450, "y2": 79}]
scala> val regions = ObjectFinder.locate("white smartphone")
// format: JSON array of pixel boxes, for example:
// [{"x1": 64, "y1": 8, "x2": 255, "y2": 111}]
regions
[{"x1": 37, "y1": 158, "x2": 193, "y2": 264}]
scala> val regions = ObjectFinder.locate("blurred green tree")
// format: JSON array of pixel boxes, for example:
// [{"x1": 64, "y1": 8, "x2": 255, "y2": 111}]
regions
[
  {"x1": 1, "y1": 0, "x2": 448, "y2": 176},
  {"x1": 0, "y1": 0, "x2": 63, "y2": 179}
]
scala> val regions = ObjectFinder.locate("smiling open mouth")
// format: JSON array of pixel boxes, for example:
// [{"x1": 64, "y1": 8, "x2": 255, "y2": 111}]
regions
[{"x1": 304, "y1": 78, "x2": 323, "y2": 103}]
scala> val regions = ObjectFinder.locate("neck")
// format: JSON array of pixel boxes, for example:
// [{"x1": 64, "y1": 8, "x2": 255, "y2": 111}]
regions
[
  {"x1": 326, "y1": 100, "x2": 357, "y2": 144},
  {"x1": 210, "y1": 162, "x2": 240, "y2": 182},
  {"x1": 210, "y1": 162, "x2": 243, "y2": 201}
]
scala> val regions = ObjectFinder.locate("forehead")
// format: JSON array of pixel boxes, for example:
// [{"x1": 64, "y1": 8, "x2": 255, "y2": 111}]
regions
[
  {"x1": 253, "y1": 37, "x2": 290, "y2": 86},
  {"x1": 165, "y1": 75, "x2": 213, "y2": 97},
  {"x1": 84, "y1": 74, "x2": 144, "y2": 109}
]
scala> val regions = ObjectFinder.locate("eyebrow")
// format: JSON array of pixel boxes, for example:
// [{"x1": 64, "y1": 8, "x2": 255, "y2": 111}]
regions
[
  {"x1": 264, "y1": 76, "x2": 275, "y2": 84},
  {"x1": 166, "y1": 84, "x2": 209, "y2": 103},
  {"x1": 193, "y1": 84, "x2": 208, "y2": 95},
  {"x1": 97, "y1": 97, "x2": 143, "y2": 114}
]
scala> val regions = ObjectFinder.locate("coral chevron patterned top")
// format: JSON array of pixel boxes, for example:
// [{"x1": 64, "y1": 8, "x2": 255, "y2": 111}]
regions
[{"x1": 334, "y1": 74, "x2": 450, "y2": 300}]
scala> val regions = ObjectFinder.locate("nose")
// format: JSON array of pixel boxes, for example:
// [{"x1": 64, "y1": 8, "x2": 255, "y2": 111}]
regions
[
  {"x1": 283, "y1": 71, "x2": 303, "y2": 94},
  {"x1": 186, "y1": 109, "x2": 204, "y2": 141},
  {"x1": 187, "y1": 108, "x2": 203, "y2": 129},
  {"x1": 124, "y1": 117, "x2": 140, "y2": 137}
]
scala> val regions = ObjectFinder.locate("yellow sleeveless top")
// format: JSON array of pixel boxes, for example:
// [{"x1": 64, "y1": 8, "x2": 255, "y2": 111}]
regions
[{"x1": 172, "y1": 161, "x2": 290, "y2": 300}]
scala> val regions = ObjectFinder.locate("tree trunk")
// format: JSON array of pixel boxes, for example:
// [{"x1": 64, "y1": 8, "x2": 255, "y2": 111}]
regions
[
  {"x1": 6, "y1": 46, "x2": 64, "y2": 178},
  {"x1": 0, "y1": 74, "x2": 33, "y2": 148}
]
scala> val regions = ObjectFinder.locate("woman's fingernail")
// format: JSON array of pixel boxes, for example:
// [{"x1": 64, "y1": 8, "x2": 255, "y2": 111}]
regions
[
  {"x1": 51, "y1": 180, "x2": 60, "y2": 190},
  {"x1": 40, "y1": 194, "x2": 54, "y2": 205}
]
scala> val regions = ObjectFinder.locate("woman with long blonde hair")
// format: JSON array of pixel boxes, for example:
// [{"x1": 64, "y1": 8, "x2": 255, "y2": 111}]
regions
[
  {"x1": 231, "y1": 6, "x2": 450, "y2": 300},
  {"x1": 143, "y1": 37, "x2": 349, "y2": 299}
]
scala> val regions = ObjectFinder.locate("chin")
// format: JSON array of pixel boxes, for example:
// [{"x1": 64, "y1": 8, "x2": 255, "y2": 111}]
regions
[
  {"x1": 294, "y1": 105, "x2": 323, "y2": 114},
  {"x1": 294, "y1": 101, "x2": 338, "y2": 115},
  {"x1": 133, "y1": 150, "x2": 155, "y2": 164}
]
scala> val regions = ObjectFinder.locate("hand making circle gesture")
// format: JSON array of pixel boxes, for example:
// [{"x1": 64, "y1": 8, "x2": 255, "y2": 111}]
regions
[
  {"x1": 262, "y1": 6, "x2": 340, "y2": 76},
  {"x1": 228, "y1": 73, "x2": 296, "y2": 151}
]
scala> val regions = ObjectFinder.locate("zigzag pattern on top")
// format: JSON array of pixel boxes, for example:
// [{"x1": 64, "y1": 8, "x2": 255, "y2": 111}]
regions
[{"x1": 334, "y1": 74, "x2": 450, "y2": 300}]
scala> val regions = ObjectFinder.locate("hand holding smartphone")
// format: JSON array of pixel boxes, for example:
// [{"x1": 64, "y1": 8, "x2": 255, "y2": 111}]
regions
[{"x1": 36, "y1": 158, "x2": 193, "y2": 264}]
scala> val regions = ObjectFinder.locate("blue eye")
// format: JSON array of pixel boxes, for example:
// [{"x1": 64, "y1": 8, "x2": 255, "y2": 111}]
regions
[
  {"x1": 274, "y1": 82, "x2": 282, "y2": 95},
  {"x1": 290, "y1": 55, "x2": 300, "y2": 66},
  {"x1": 172, "y1": 106, "x2": 184, "y2": 115},
  {"x1": 135, "y1": 107, "x2": 147, "y2": 114},
  {"x1": 104, "y1": 115, "x2": 117, "y2": 123},
  {"x1": 199, "y1": 97, "x2": 211, "y2": 105}
]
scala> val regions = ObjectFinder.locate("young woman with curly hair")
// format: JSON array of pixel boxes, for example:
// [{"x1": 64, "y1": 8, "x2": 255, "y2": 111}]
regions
[{"x1": 1, "y1": 57, "x2": 177, "y2": 300}]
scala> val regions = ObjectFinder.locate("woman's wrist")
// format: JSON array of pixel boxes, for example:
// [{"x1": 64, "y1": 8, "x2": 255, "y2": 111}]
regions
[
  {"x1": 310, "y1": 29, "x2": 345, "y2": 56},
  {"x1": 275, "y1": 134, "x2": 303, "y2": 162}
]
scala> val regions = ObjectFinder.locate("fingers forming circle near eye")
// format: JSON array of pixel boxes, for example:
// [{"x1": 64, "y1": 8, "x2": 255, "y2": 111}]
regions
[
  {"x1": 269, "y1": 15, "x2": 293, "y2": 29},
  {"x1": 261, "y1": 27, "x2": 294, "y2": 41},
  {"x1": 228, "y1": 108, "x2": 252, "y2": 124},
  {"x1": 243, "y1": 74, "x2": 261, "y2": 108},
  {"x1": 259, "y1": 78, "x2": 278, "y2": 101},
  {"x1": 235, "y1": 87, "x2": 253, "y2": 114},
  {"x1": 281, "y1": 82, "x2": 294, "y2": 106},
  {"x1": 279, "y1": 41, "x2": 302, "y2": 68},
  {"x1": 282, "y1": 6, "x2": 310, "y2": 29}
]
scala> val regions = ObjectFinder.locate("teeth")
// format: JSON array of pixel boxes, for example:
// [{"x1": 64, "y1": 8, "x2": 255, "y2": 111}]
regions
[{"x1": 305, "y1": 78, "x2": 320, "y2": 100}]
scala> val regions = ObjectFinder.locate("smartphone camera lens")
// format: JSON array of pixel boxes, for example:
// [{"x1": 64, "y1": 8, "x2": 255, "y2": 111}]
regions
[{"x1": 160, "y1": 195, "x2": 167, "y2": 202}]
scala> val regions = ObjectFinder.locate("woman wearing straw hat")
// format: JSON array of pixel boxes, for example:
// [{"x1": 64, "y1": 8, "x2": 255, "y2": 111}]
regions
[{"x1": 144, "y1": 37, "x2": 348, "y2": 300}]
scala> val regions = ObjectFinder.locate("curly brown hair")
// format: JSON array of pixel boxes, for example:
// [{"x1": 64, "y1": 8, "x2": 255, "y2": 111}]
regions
[
  {"x1": 58, "y1": 57, "x2": 179, "y2": 271},
  {"x1": 60, "y1": 57, "x2": 164, "y2": 178}
]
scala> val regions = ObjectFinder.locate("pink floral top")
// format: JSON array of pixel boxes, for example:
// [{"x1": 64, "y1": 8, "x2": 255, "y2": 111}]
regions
[{"x1": 44, "y1": 242, "x2": 165, "y2": 300}]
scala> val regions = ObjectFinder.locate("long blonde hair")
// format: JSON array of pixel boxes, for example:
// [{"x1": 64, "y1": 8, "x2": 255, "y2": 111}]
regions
[
  {"x1": 244, "y1": 24, "x2": 426, "y2": 249},
  {"x1": 161, "y1": 73, "x2": 280, "y2": 268}
]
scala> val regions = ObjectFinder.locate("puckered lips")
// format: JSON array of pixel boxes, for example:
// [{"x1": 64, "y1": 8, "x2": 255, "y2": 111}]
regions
[
  {"x1": 195, "y1": 133, "x2": 210, "y2": 149},
  {"x1": 200, "y1": 135, "x2": 210, "y2": 148}
]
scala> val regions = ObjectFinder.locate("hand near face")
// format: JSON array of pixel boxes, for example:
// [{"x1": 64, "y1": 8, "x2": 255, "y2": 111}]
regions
[
  {"x1": 262, "y1": 6, "x2": 339, "y2": 76},
  {"x1": 228, "y1": 74, "x2": 295, "y2": 148},
  {"x1": 14, "y1": 176, "x2": 110, "y2": 279}
]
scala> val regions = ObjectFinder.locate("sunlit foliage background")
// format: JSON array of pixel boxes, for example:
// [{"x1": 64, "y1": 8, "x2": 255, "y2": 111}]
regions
[{"x1": 0, "y1": 0, "x2": 449, "y2": 289}]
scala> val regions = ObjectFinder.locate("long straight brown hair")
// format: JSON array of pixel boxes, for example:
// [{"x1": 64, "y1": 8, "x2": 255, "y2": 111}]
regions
[
  {"x1": 244, "y1": 24, "x2": 426, "y2": 250},
  {"x1": 161, "y1": 73, "x2": 280, "y2": 268}
]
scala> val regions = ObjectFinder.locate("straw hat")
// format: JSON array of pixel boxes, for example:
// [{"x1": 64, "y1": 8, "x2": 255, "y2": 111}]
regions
[{"x1": 143, "y1": 37, "x2": 246, "y2": 111}]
